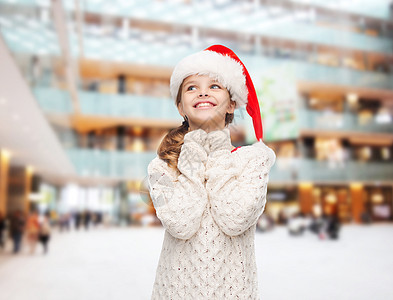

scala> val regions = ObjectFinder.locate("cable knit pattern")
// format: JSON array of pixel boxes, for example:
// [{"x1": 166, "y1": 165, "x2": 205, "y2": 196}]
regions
[
  {"x1": 148, "y1": 127, "x2": 276, "y2": 300},
  {"x1": 147, "y1": 129, "x2": 209, "y2": 240}
]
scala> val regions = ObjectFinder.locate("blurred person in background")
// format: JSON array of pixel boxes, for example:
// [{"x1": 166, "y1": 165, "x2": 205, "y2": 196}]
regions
[
  {"x1": 91, "y1": 211, "x2": 100, "y2": 228},
  {"x1": 83, "y1": 210, "x2": 91, "y2": 230},
  {"x1": 59, "y1": 213, "x2": 71, "y2": 232},
  {"x1": 49, "y1": 210, "x2": 58, "y2": 227},
  {"x1": 312, "y1": 213, "x2": 332, "y2": 240},
  {"x1": 65, "y1": 213, "x2": 72, "y2": 230},
  {"x1": 74, "y1": 211, "x2": 82, "y2": 230},
  {"x1": 256, "y1": 214, "x2": 275, "y2": 232},
  {"x1": 309, "y1": 213, "x2": 325, "y2": 238},
  {"x1": 278, "y1": 209, "x2": 288, "y2": 225},
  {"x1": 9, "y1": 210, "x2": 26, "y2": 254},
  {"x1": 326, "y1": 215, "x2": 341, "y2": 240},
  {"x1": 58, "y1": 214, "x2": 65, "y2": 232},
  {"x1": 26, "y1": 210, "x2": 40, "y2": 254},
  {"x1": 361, "y1": 211, "x2": 372, "y2": 224},
  {"x1": 95, "y1": 211, "x2": 103, "y2": 227},
  {"x1": 38, "y1": 211, "x2": 51, "y2": 254},
  {"x1": 0, "y1": 210, "x2": 6, "y2": 250},
  {"x1": 287, "y1": 212, "x2": 307, "y2": 236},
  {"x1": 29, "y1": 55, "x2": 42, "y2": 86},
  {"x1": 103, "y1": 213, "x2": 112, "y2": 227}
]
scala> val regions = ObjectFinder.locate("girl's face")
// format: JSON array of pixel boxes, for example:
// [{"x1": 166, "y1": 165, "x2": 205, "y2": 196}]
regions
[{"x1": 177, "y1": 74, "x2": 236, "y2": 133}]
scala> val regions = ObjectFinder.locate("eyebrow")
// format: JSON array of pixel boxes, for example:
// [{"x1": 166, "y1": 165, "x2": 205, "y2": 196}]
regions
[
  {"x1": 183, "y1": 80, "x2": 198, "y2": 86},
  {"x1": 183, "y1": 79, "x2": 221, "y2": 86}
]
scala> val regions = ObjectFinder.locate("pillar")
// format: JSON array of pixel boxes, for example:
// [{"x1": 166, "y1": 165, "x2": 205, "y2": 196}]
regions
[
  {"x1": 0, "y1": 149, "x2": 11, "y2": 216},
  {"x1": 350, "y1": 183, "x2": 364, "y2": 224},
  {"x1": 25, "y1": 166, "x2": 34, "y2": 214},
  {"x1": 8, "y1": 166, "x2": 34, "y2": 216},
  {"x1": 299, "y1": 182, "x2": 313, "y2": 214}
]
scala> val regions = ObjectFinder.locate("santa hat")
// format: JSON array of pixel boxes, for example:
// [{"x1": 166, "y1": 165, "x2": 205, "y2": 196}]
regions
[{"x1": 170, "y1": 44, "x2": 263, "y2": 142}]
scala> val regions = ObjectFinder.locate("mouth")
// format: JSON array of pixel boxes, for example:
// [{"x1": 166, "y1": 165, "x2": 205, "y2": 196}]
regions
[{"x1": 194, "y1": 101, "x2": 217, "y2": 109}]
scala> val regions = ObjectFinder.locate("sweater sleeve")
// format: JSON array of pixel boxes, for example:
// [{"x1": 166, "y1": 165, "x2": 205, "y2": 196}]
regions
[
  {"x1": 147, "y1": 128, "x2": 209, "y2": 240},
  {"x1": 205, "y1": 127, "x2": 276, "y2": 237}
]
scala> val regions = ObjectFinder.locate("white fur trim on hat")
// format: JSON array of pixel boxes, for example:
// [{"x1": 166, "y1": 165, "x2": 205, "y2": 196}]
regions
[{"x1": 170, "y1": 50, "x2": 248, "y2": 109}]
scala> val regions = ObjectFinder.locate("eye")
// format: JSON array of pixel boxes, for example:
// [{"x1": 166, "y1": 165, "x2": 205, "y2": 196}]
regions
[
  {"x1": 210, "y1": 84, "x2": 221, "y2": 89},
  {"x1": 186, "y1": 85, "x2": 196, "y2": 91}
]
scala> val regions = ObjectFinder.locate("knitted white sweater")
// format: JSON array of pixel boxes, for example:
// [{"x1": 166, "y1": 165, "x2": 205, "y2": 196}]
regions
[{"x1": 147, "y1": 127, "x2": 276, "y2": 300}]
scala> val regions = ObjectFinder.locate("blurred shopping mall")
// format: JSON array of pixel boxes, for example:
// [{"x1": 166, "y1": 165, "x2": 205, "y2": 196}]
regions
[
  {"x1": 1, "y1": 0, "x2": 392, "y2": 227},
  {"x1": 1, "y1": 1, "x2": 393, "y2": 299}
]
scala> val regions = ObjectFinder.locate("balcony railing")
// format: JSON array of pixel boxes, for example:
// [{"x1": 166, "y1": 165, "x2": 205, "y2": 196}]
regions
[
  {"x1": 65, "y1": 1, "x2": 392, "y2": 54},
  {"x1": 285, "y1": 0, "x2": 392, "y2": 20},
  {"x1": 67, "y1": 149, "x2": 156, "y2": 180},
  {"x1": 67, "y1": 148, "x2": 393, "y2": 182},
  {"x1": 78, "y1": 91, "x2": 180, "y2": 120},
  {"x1": 33, "y1": 87, "x2": 73, "y2": 114},
  {"x1": 299, "y1": 109, "x2": 393, "y2": 133},
  {"x1": 34, "y1": 86, "x2": 393, "y2": 135}
]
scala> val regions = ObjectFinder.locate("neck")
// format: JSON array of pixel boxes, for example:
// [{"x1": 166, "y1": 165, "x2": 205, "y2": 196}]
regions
[{"x1": 189, "y1": 121, "x2": 226, "y2": 134}]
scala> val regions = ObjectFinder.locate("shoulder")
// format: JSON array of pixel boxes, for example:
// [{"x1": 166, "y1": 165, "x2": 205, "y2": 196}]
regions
[
  {"x1": 232, "y1": 141, "x2": 276, "y2": 168},
  {"x1": 148, "y1": 156, "x2": 167, "y2": 174},
  {"x1": 148, "y1": 156, "x2": 178, "y2": 177}
]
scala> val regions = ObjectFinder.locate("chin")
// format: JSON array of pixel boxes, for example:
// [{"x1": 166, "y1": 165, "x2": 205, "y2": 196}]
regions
[{"x1": 190, "y1": 113, "x2": 213, "y2": 123}]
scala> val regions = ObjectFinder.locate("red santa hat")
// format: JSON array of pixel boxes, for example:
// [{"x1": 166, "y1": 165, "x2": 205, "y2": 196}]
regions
[{"x1": 170, "y1": 44, "x2": 263, "y2": 142}]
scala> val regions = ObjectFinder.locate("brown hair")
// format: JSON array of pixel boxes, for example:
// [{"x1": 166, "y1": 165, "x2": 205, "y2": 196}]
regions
[{"x1": 158, "y1": 81, "x2": 235, "y2": 173}]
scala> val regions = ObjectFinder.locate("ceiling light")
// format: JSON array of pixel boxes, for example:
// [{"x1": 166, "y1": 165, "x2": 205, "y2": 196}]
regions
[
  {"x1": 1, "y1": 149, "x2": 11, "y2": 159},
  {"x1": 27, "y1": 165, "x2": 34, "y2": 174},
  {"x1": 346, "y1": 93, "x2": 358, "y2": 104}
]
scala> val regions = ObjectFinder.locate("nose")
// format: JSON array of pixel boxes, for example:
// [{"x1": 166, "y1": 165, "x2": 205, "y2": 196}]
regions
[{"x1": 198, "y1": 93, "x2": 209, "y2": 98}]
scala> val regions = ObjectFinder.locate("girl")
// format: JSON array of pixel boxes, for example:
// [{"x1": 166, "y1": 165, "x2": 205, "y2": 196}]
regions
[{"x1": 147, "y1": 45, "x2": 276, "y2": 299}]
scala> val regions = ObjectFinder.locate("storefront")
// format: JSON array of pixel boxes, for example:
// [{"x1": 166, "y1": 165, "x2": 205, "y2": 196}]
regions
[
  {"x1": 265, "y1": 185, "x2": 299, "y2": 225},
  {"x1": 298, "y1": 183, "x2": 393, "y2": 224},
  {"x1": 363, "y1": 186, "x2": 393, "y2": 222}
]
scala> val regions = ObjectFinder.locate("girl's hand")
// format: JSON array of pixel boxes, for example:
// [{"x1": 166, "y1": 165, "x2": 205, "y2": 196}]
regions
[
  {"x1": 206, "y1": 127, "x2": 232, "y2": 153},
  {"x1": 184, "y1": 128, "x2": 209, "y2": 154}
]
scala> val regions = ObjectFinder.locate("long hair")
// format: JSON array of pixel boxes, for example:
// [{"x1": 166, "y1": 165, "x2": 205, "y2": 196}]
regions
[{"x1": 158, "y1": 81, "x2": 235, "y2": 173}]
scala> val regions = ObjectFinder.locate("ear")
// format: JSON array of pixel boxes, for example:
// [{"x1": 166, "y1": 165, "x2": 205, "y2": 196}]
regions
[
  {"x1": 227, "y1": 99, "x2": 236, "y2": 114},
  {"x1": 177, "y1": 102, "x2": 184, "y2": 117}
]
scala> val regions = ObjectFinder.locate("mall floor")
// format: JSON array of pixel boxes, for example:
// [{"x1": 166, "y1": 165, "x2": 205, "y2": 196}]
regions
[{"x1": 0, "y1": 223, "x2": 392, "y2": 300}]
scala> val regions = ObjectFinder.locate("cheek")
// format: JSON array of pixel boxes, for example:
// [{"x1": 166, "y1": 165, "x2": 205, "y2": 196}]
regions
[{"x1": 181, "y1": 94, "x2": 195, "y2": 108}]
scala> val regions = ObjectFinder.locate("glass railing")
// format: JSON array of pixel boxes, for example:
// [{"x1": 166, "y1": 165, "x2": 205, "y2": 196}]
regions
[
  {"x1": 64, "y1": 1, "x2": 392, "y2": 54},
  {"x1": 1, "y1": 0, "x2": 392, "y2": 58},
  {"x1": 67, "y1": 149, "x2": 156, "y2": 179},
  {"x1": 292, "y1": 61, "x2": 393, "y2": 90},
  {"x1": 33, "y1": 86, "x2": 392, "y2": 135},
  {"x1": 299, "y1": 109, "x2": 393, "y2": 133},
  {"x1": 248, "y1": 58, "x2": 393, "y2": 91},
  {"x1": 286, "y1": 0, "x2": 392, "y2": 20},
  {"x1": 0, "y1": 18, "x2": 60, "y2": 56},
  {"x1": 67, "y1": 149, "x2": 393, "y2": 182},
  {"x1": 297, "y1": 158, "x2": 393, "y2": 182},
  {"x1": 78, "y1": 91, "x2": 179, "y2": 120},
  {"x1": 270, "y1": 157, "x2": 393, "y2": 182},
  {"x1": 2, "y1": 0, "x2": 391, "y2": 22},
  {"x1": 33, "y1": 86, "x2": 73, "y2": 114},
  {"x1": 2, "y1": 24, "x2": 393, "y2": 92},
  {"x1": 31, "y1": 60, "x2": 393, "y2": 120},
  {"x1": 72, "y1": 25, "x2": 392, "y2": 60}
]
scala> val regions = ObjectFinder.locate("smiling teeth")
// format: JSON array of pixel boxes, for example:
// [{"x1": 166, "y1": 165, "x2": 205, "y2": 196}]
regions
[{"x1": 196, "y1": 102, "x2": 213, "y2": 108}]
